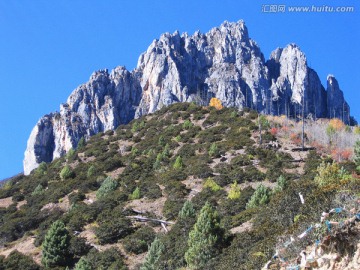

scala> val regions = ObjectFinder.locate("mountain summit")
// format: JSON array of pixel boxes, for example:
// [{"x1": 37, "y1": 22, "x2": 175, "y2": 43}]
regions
[{"x1": 24, "y1": 20, "x2": 351, "y2": 175}]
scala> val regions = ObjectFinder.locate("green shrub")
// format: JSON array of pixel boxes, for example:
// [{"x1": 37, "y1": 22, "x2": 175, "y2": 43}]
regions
[
  {"x1": 2, "y1": 250, "x2": 40, "y2": 270},
  {"x1": 246, "y1": 184, "x2": 271, "y2": 209},
  {"x1": 77, "y1": 137, "x2": 86, "y2": 149},
  {"x1": 173, "y1": 156, "x2": 183, "y2": 170},
  {"x1": 96, "y1": 177, "x2": 118, "y2": 199},
  {"x1": 182, "y1": 119, "x2": 193, "y2": 129},
  {"x1": 123, "y1": 226, "x2": 156, "y2": 254},
  {"x1": 314, "y1": 162, "x2": 349, "y2": 187},
  {"x1": 203, "y1": 178, "x2": 222, "y2": 192},
  {"x1": 163, "y1": 197, "x2": 186, "y2": 220},
  {"x1": 228, "y1": 181, "x2": 241, "y2": 200},
  {"x1": 274, "y1": 175, "x2": 288, "y2": 193},
  {"x1": 86, "y1": 248, "x2": 127, "y2": 270},
  {"x1": 95, "y1": 217, "x2": 133, "y2": 244},
  {"x1": 66, "y1": 148, "x2": 77, "y2": 161},
  {"x1": 34, "y1": 162, "x2": 47, "y2": 177},
  {"x1": 354, "y1": 140, "x2": 360, "y2": 172},
  {"x1": 60, "y1": 165, "x2": 75, "y2": 180},
  {"x1": 86, "y1": 165, "x2": 97, "y2": 178},
  {"x1": 208, "y1": 143, "x2": 220, "y2": 158},
  {"x1": 31, "y1": 184, "x2": 44, "y2": 196},
  {"x1": 129, "y1": 187, "x2": 141, "y2": 200},
  {"x1": 70, "y1": 236, "x2": 91, "y2": 257}
]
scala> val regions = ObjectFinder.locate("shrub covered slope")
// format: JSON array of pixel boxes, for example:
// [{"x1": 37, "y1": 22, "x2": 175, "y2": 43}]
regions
[{"x1": 1, "y1": 102, "x2": 360, "y2": 270}]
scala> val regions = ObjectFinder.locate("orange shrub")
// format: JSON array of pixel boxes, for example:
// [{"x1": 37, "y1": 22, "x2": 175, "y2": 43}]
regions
[
  {"x1": 209, "y1": 98, "x2": 223, "y2": 110},
  {"x1": 270, "y1": 127, "x2": 278, "y2": 136},
  {"x1": 340, "y1": 149, "x2": 352, "y2": 160},
  {"x1": 290, "y1": 133, "x2": 301, "y2": 145},
  {"x1": 328, "y1": 118, "x2": 345, "y2": 131},
  {"x1": 331, "y1": 148, "x2": 352, "y2": 162}
]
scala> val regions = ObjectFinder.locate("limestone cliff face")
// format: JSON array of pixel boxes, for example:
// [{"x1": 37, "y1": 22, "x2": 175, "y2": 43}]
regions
[
  {"x1": 135, "y1": 21, "x2": 269, "y2": 118},
  {"x1": 23, "y1": 20, "x2": 352, "y2": 175},
  {"x1": 326, "y1": 75, "x2": 350, "y2": 122},
  {"x1": 24, "y1": 67, "x2": 142, "y2": 174},
  {"x1": 266, "y1": 44, "x2": 328, "y2": 118}
]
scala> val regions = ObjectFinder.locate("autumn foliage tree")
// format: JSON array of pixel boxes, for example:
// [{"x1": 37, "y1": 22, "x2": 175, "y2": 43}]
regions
[
  {"x1": 328, "y1": 118, "x2": 345, "y2": 131},
  {"x1": 209, "y1": 98, "x2": 223, "y2": 110}
]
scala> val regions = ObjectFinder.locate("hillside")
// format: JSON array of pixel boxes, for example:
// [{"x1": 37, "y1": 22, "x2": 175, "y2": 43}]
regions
[{"x1": 1, "y1": 102, "x2": 360, "y2": 270}]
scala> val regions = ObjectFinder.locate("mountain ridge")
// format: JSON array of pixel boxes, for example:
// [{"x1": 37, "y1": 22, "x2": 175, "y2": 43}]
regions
[{"x1": 24, "y1": 20, "x2": 352, "y2": 175}]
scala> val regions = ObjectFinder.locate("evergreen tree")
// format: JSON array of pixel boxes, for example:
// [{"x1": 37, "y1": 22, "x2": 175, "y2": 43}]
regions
[
  {"x1": 140, "y1": 238, "x2": 164, "y2": 270},
  {"x1": 179, "y1": 200, "x2": 196, "y2": 219},
  {"x1": 74, "y1": 257, "x2": 91, "y2": 270},
  {"x1": 77, "y1": 137, "x2": 86, "y2": 149},
  {"x1": 129, "y1": 187, "x2": 141, "y2": 200},
  {"x1": 96, "y1": 177, "x2": 118, "y2": 199},
  {"x1": 162, "y1": 143, "x2": 170, "y2": 158},
  {"x1": 173, "y1": 156, "x2": 183, "y2": 170},
  {"x1": 87, "y1": 165, "x2": 96, "y2": 178},
  {"x1": 31, "y1": 184, "x2": 44, "y2": 196},
  {"x1": 41, "y1": 220, "x2": 70, "y2": 267},
  {"x1": 185, "y1": 202, "x2": 220, "y2": 269},
  {"x1": 60, "y1": 165, "x2": 74, "y2": 180},
  {"x1": 34, "y1": 162, "x2": 47, "y2": 176},
  {"x1": 274, "y1": 175, "x2": 288, "y2": 193},
  {"x1": 246, "y1": 184, "x2": 271, "y2": 209},
  {"x1": 208, "y1": 143, "x2": 219, "y2": 158}
]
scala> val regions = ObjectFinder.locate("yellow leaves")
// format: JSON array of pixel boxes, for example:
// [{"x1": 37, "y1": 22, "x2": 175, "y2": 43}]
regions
[
  {"x1": 209, "y1": 97, "x2": 223, "y2": 110},
  {"x1": 328, "y1": 118, "x2": 345, "y2": 131}
]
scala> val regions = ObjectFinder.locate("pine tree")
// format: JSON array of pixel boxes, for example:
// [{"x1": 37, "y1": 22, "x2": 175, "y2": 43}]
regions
[
  {"x1": 162, "y1": 143, "x2": 170, "y2": 158},
  {"x1": 246, "y1": 184, "x2": 271, "y2": 209},
  {"x1": 173, "y1": 156, "x2": 183, "y2": 170},
  {"x1": 31, "y1": 184, "x2": 44, "y2": 196},
  {"x1": 41, "y1": 220, "x2": 70, "y2": 267},
  {"x1": 96, "y1": 176, "x2": 118, "y2": 199},
  {"x1": 87, "y1": 165, "x2": 96, "y2": 178},
  {"x1": 185, "y1": 202, "x2": 220, "y2": 269},
  {"x1": 140, "y1": 238, "x2": 164, "y2": 270},
  {"x1": 274, "y1": 175, "x2": 288, "y2": 193},
  {"x1": 179, "y1": 200, "x2": 196, "y2": 219},
  {"x1": 74, "y1": 257, "x2": 91, "y2": 270},
  {"x1": 129, "y1": 187, "x2": 141, "y2": 200},
  {"x1": 208, "y1": 143, "x2": 219, "y2": 157},
  {"x1": 354, "y1": 140, "x2": 360, "y2": 172},
  {"x1": 77, "y1": 137, "x2": 86, "y2": 149},
  {"x1": 60, "y1": 165, "x2": 74, "y2": 180}
]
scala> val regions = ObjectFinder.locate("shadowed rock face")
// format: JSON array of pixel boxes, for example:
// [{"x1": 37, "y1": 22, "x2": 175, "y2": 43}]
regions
[{"x1": 23, "y1": 20, "x2": 351, "y2": 175}]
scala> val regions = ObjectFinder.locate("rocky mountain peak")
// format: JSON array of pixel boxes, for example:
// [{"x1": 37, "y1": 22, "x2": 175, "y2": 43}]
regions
[
  {"x1": 23, "y1": 20, "x2": 353, "y2": 175},
  {"x1": 326, "y1": 74, "x2": 350, "y2": 121}
]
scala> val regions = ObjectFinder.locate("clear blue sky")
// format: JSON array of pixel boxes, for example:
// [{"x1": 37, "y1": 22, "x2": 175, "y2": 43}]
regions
[{"x1": 0, "y1": 0, "x2": 359, "y2": 180}]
